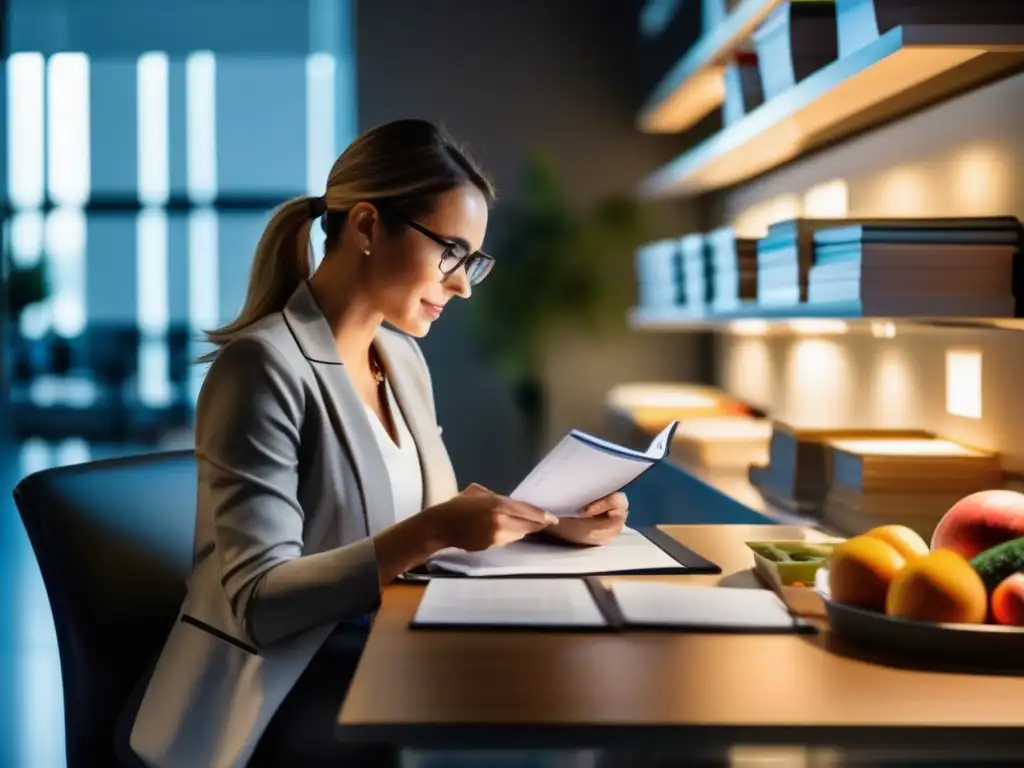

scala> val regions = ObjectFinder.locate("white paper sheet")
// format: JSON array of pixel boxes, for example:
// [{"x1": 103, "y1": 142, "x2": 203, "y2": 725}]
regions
[
  {"x1": 426, "y1": 527, "x2": 680, "y2": 577},
  {"x1": 609, "y1": 583, "x2": 796, "y2": 630},
  {"x1": 412, "y1": 578, "x2": 608, "y2": 628},
  {"x1": 509, "y1": 421, "x2": 678, "y2": 516}
]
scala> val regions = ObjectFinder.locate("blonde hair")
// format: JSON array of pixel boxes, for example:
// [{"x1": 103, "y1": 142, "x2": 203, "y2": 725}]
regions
[{"x1": 201, "y1": 119, "x2": 494, "y2": 356}]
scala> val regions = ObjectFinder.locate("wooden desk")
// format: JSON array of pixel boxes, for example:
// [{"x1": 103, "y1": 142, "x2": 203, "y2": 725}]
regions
[{"x1": 338, "y1": 525, "x2": 1024, "y2": 758}]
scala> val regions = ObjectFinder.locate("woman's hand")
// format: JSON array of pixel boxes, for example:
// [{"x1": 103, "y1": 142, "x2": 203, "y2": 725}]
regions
[
  {"x1": 422, "y1": 483, "x2": 559, "y2": 552},
  {"x1": 545, "y1": 491, "x2": 629, "y2": 547}
]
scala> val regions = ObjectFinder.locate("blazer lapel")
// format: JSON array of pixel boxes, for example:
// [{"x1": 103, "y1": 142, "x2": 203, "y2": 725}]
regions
[
  {"x1": 374, "y1": 329, "x2": 459, "y2": 508},
  {"x1": 281, "y1": 282, "x2": 395, "y2": 537}
]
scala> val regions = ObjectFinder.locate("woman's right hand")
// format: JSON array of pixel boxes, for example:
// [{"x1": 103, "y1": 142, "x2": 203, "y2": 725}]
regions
[{"x1": 424, "y1": 484, "x2": 558, "y2": 552}]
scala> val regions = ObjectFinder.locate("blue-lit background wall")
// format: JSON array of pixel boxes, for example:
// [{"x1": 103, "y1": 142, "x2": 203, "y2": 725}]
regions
[{"x1": 4, "y1": 0, "x2": 356, "y2": 473}]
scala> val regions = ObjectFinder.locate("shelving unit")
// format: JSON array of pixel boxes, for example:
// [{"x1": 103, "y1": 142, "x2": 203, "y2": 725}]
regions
[
  {"x1": 638, "y1": 0, "x2": 785, "y2": 132},
  {"x1": 640, "y1": 25, "x2": 1024, "y2": 197}
]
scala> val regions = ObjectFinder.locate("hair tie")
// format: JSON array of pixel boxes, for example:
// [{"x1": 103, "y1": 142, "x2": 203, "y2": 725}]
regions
[{"x1": 309, "y1": 196, "x2": 327, "y2": 219}]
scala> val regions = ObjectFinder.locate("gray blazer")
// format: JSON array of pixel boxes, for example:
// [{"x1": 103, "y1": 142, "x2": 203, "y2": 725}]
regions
[{"x1": 128, "y1": 281, "x2": 458, "y2": 767}]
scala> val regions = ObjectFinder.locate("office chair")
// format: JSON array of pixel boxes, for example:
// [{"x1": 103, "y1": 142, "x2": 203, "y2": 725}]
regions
[{"x1": 13, "y1": 450, "x2": 196, "y2": 768}]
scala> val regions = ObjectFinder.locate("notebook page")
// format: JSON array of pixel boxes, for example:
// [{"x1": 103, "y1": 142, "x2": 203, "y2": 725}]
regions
[
  {"x1": 412, "y1": 578, "x2": 608, "y2": 628},
  {"x1": 427, "y1": 527, "x2": 680, "y2": 577},
  {"x1": 609, "y1": 583, "x2": 796, "y2": 630},
  {"x1": 510, "y1": 436, "x2": 655, "y2": 517}
]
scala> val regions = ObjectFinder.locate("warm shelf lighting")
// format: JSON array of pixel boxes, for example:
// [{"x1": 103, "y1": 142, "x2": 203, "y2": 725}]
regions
[
  {"x1": 870, "y1": 322, "x2": 897, "y2": 339},
  {"x1": 728, "y1": 319, "x2": 769, "y2": 336},
  {"x1": 803, "y1": 179, "x2": 849, "y2": 219},
  {"x1": 946, "y1": 348, "x2": 983, "y2": 419},
  {"x1": 788, "y1": 319, "x2": 848, "y2": 336}
]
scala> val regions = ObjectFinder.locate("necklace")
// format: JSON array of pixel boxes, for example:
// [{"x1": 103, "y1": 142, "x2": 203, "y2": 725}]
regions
[{"x1": 369, "y1": 349, "x2": 385, "y2": 385}]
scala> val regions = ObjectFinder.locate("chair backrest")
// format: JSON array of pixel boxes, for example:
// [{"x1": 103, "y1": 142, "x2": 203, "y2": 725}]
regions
[{"x1": 13, "y1": 450, "x2": 197, "y2": 768}]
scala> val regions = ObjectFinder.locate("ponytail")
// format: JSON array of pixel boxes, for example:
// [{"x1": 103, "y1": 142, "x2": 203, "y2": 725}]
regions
[{"x1": 200, "y1": 195, "x2": 322, "y2": 359}]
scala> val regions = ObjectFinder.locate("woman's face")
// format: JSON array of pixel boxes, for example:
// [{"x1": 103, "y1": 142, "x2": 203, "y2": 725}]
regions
[{"x1": 365, "y1": 183, "x2": 489, "y2": 337}]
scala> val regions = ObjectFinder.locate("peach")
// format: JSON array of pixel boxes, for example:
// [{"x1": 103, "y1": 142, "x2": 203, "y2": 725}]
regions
[
  {"x1": 828, "y1": 536, "x2": 907, "y2": 612},
  {"x1": 931, "y1": 490, "x2": 1024, "y2": 559},
  {"x1": 865, "y1": 525, "x2": 929, "y2": 562},
  {"x1": 886, "y1": 549, "x2": 988, "y2": 625},
  {"x1": 991, "y1": 573, "x2": 1024, "y2": 627}
]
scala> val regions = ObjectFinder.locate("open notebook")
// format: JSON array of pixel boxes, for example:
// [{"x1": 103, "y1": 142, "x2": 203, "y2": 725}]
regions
[
  {"x1": 509, "y1": 421, "x2": 679, "y2": 517},
  {"x1": 411, "y1": 578, "x2": 814, "y2": 634}
]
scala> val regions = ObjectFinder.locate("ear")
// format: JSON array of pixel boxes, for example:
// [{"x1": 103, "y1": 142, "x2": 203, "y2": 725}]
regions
[{"x1": 345, "y1": 201, "x2": 381, "y2": 253}]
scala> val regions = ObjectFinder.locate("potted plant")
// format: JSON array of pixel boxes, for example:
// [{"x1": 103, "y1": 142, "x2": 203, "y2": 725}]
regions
[{"x1": 471, "y1": 152, "x2": 651, "y2": 456}]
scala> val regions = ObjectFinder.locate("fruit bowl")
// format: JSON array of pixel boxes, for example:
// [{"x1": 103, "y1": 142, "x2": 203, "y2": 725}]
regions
[{"x1": 815, "y1": 568, "x2": 1024, "y2": 671}]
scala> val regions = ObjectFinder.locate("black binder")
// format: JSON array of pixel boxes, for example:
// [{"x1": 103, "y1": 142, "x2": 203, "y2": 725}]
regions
[{"x1": 401, "y1": 527, "x2": 722, "y2": 581}]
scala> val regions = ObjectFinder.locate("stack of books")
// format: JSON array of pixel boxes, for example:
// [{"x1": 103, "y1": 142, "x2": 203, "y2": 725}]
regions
[
  {"x1": 635, "y1": 240, "x2": 682, "y2": 312},
  {"x1": 837, "y1": 0, "x2": 1024, "y2": 58},
  {"x1": 821, "y1": 437, "x2": 1002, "y2": 538},
  {"x1": 756, "y1": 218, "x2": 847, "y2": 306},
  {"x1": 807, "y1": 218, "x2": 1022, "y2": 316},
  {"x1": 753, "y1": 0, "x2": 838, "y2": 101},
  {"x1": 748, "y1": 423, "x2": 932, "y2": 514},
  {"x1": 670, "y1": 416, "x2": 773, "y2": 470},
  {"x1": 722, "y1": 52, "x2": 764, "y2": 126},
  {"x1": 708, "y1": 227, "x2": 758, "y2": 311},
  {"x1": 680, "y1": 234, "x2": 709, "y2": 313}
]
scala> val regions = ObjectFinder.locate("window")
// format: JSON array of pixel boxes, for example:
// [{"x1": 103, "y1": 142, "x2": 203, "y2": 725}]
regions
[{"x1": 4, "y1": 24, "x2": 354, "y2": 427}]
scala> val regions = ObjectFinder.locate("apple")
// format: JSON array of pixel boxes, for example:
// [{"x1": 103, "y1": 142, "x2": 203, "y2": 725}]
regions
[{"x1": 931, "y1": 490, "x2": 1024, "y2": 559}]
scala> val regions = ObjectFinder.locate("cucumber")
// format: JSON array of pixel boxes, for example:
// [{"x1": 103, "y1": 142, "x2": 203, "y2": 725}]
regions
[
  {"x1": 971, "y1": 537, "x2": 1024, "y2": 593},
  {"x1": 764, "y1": 543, "x2": 792, "y2": 562}
]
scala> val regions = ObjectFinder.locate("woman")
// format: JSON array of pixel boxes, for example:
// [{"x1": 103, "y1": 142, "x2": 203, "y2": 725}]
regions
[{"x1": 121, "y1": 119, "x2": 628, "y2": 767}]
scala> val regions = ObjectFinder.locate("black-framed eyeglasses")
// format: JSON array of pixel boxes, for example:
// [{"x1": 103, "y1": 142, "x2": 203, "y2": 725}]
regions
[{"x1": 400, "y1": 217, "x2": 495, "y2": 286}]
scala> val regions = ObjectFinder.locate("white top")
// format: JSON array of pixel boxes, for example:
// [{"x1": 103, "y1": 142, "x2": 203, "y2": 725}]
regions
[{"x1": 363, "y1": 380, "x2": 424, "y2": 523}]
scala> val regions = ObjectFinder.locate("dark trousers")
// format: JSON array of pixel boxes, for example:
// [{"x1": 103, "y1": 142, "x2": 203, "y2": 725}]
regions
[
  {"x1": 117, "y1": 626, "x2": 396, "y2": 767},
  {"x1": 249, "y1": 626, "x2": 396, "y2": 767}
]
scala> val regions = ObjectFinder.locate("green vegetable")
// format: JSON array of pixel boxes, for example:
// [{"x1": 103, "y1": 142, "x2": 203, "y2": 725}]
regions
[
  {"x1": 971, "y1": 537, "x2": 1024, "y2": 593},
  {"x1": 765, "y1": 543, "x2": 792, "y2": 562}
]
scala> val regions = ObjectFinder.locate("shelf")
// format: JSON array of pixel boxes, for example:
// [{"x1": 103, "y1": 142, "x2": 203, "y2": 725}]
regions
[
  {"x1": 628, "y1": 303, "x2": 1024, "y2": 333},
  {"x1": 640, "y1": 25, "x2": 1024, "y2": 197},
  {"x1": 638, "y1": 0, "x2": 785, "y2": 133}
]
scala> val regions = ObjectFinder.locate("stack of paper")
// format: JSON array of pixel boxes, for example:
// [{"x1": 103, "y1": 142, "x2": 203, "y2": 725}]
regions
[
  {"x1": 807, "y1": 219, "x2": 1022, "y2": 316},
  {"x1": 680, "y1": 233, "x2": 709, "y2": 312},
  {"x1": 827, "y1": 437, "x2": 1002, "y2": 494},
  {"x1": 707, "y1": 226, "x2": 758, "y2": 311},
  {"x1": 606, "y1": 382, "x2": 750, "y2": 432},
  {"x1": 635, "y1": 239, "x2": 682, "y2": 312},
  {"x1": 821, "y1": 437, "x2": 1002, "y2": 537},
  {"x1": 756, "y1": 218, "x2": 848, "y2": 306},
  {"x1": 753, "y1": 1, "x2": 838, "y2": 101},
  {"x1": 748, "y1": 423, "x2": 932, "y2": 514},
  {"x1": 670, "y1": 416, "x2": 772, "y2": 470}
]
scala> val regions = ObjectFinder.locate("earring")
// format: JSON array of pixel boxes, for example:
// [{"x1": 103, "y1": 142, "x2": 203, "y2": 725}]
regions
[{"x1": 364, "y1": 249, "x2": 371, "y2": 256}]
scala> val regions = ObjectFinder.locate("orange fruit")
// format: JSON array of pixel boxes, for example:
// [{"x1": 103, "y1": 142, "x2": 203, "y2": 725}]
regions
[
  {"x1": 864, "y1": 525, "x2": 929, "y2": 562},
  {"x1": 828, "y1": 535, "x2": 907, "y2": 611},
  {"x1": 885, "y1": 549, "x2": 987, "y2": 624}
]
